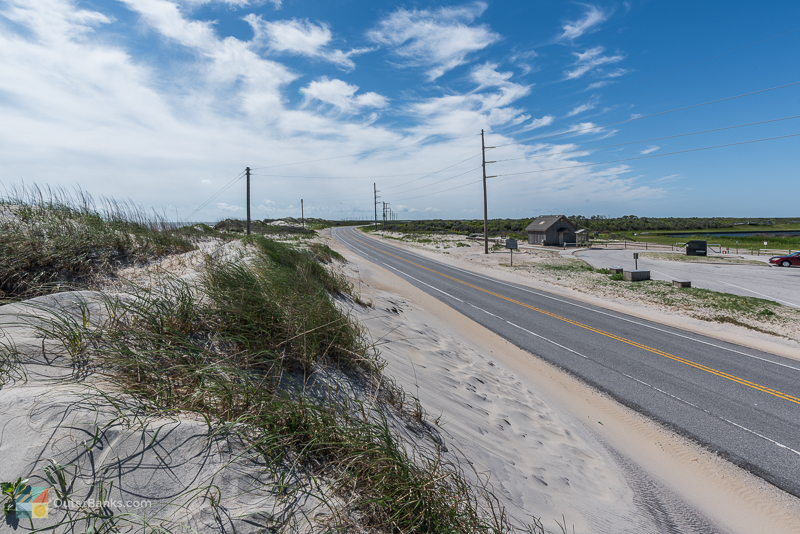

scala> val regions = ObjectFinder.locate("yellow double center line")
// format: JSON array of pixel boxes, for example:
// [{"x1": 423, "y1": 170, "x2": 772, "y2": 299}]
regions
[{"x1": 346, "y1": 229, "x2": 800, "y2": 407}]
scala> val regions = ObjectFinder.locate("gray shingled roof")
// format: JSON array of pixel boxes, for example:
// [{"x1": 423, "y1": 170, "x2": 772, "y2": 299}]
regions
[{"x1": 524, "y1": 215, "x2": 575, "y2": 231}]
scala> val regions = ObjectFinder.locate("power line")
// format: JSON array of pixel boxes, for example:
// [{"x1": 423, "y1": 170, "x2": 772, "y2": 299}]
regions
[
  {"x1": 493, "y1": 133, "x2": 800, "y2": 179},
  {"x1": 493, "y1": 80, "x2": 800, "y2": 148},
  {"x1": 184, "y1": 169, "x2": 246, "y2": 221},
  {"x1": 248, "y1": 153, "x2": 479, "y2": 181},
  {"x1": 297, "y1": 153, "x2": 482, "y2": 203},
  {"x1": 390, "y1": 166, "x2": 482, "y2": 198},
  {"x1": 394, "y1": 179, "x2": 483, "y2": 202},
  {"x1": 382, "y1": 153, "x2": 481, "y2": 190},
  {"x1": 492, "y1": 114, "x2": 800, "y2": 163},
  {"x1": 249, "y1": 133, "x2": 477, "y2": 171}
]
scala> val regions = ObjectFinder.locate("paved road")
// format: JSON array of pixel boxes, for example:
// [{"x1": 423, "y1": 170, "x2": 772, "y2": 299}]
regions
[
  {"x1": 332, "y1": 227, "x2": 800, "y2": 499},
  {"x1": 571, "y1": 248, "x2": 800, "y2": 308}
]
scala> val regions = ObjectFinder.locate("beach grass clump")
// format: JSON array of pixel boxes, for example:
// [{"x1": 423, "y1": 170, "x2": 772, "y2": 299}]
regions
[
  {"x1": 0, "y1": 184, "x2": 198, "y2": 299},
  {"x1": 26, "y1": 236, "x2": 532, "y2": 532},
  {"x1": 214, "y1": 218, "x2": 317, "y2": 238}
]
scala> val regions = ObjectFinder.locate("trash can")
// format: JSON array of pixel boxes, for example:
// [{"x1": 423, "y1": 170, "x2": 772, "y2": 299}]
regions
[{"x1": 686, "y1": 240, "x2": 707, "y2": 256}]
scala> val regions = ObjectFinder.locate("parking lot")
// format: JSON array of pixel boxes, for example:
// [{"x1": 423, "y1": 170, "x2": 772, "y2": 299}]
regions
[{"x1": 571, "y1": 248, "x2": 800, "y2": 309}]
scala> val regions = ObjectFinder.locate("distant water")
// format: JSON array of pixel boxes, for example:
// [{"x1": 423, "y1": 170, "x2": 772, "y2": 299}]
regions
[{"x1": 666, "y1": 230, "x2": 800, "y2": 237}]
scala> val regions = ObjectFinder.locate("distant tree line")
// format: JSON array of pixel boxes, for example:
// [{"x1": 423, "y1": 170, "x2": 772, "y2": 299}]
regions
[
  {"x1": 369, "y1": 216, "x2": 797, "y2": 237},
  {"x1": 567, "y1": 215, "x2": 785, "y2": 232}
]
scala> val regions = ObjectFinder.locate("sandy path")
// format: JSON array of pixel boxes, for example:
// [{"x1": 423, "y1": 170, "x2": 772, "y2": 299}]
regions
[{"x1": 324, "y1": 228, "x2": 800, "y2": 534}]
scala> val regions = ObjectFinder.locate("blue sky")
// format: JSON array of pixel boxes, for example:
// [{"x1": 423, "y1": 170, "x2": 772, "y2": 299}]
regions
[{"x1": 1, "y1": 0, "x2": 798, "y2": 221}]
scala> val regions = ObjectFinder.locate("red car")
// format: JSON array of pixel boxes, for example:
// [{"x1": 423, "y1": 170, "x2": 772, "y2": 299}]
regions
[{"x1": 769, "y1": 251, "x2": 800, "y2": 267}]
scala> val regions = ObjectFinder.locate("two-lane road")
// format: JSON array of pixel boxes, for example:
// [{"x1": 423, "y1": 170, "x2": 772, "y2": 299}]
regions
[{"x1": 332, "y1": 227, "x2": 800, "y2": 497}]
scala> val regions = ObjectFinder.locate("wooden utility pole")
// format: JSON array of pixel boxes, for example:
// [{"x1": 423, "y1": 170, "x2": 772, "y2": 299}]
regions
[
  {"x1": 481, "y1": 130, "x2": 495, "y2": 254},
  {"x1": 301, "y1": 199, "x2": 304, "y2": 228},
  {"x1": 246, "y1": 167, "x2": 251, "y2": 235},
  {"x1": 374, "y1": 183, "x2": 379, "y2": 231}
]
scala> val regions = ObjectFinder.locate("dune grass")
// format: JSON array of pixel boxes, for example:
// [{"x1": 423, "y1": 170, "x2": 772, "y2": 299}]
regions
[
  {"x1": 14, "y1": 234, "x2": 551, "y2": 533},
  {"x1": 0, "y1": 184, "x2": 200, "y2": 300}
]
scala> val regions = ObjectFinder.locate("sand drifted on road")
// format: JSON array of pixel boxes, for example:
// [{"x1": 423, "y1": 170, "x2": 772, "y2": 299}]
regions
[{"x1": 325, "y1": 228, "x2": 800, "y2": 533}]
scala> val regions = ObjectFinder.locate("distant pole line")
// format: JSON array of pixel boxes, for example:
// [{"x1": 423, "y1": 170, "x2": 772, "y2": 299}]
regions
[{"x1": 246, "y1": 167, "x2": 251, "y2": 236}]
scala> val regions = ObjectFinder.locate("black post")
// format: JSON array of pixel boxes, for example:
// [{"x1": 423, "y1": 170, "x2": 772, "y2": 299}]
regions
[
  {"x1": 246, "y1": 167, "x2": 251, "y2": 235},
  {"x1": 301, "y1": 199, "x2": 304, "y2": 228}
]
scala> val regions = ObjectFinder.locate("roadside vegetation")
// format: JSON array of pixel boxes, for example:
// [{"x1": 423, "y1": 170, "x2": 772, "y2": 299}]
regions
[
  {"x1": 520, "y1": 258, "x2": 796, "y2": 336},
  {"x1": 362, "y1": 216, "x2": 800, "y2": 253},
  {"x1": 214, "y1": 217, "x2": 316, "y2": 238}
]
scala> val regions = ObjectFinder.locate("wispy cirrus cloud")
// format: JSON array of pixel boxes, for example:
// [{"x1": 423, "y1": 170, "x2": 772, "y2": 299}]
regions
[
  {"x1": 367, "y1": 1, "x2": 499, "y2": 80},
  {"x1": 640, "y1": 145, "x2": 659, "y2": 155},
  {"x1": 566, "y1": 100, "x2": 597, "y2": 117},
  {"x1": 519, "y1": 115, "x2": 555, "y2": 132},
  {"x1": 558, "y1": 5, "x2": 607, "y2": 41},
  {"x1": 565, "y1": 46, "x2": 624, "y2": 79},
  {"x1": 246, "y1": 16, "x2": 372, "y2": 71},
  {"x1": 407, "y1": 63, "x2": 530, "y2": 135},
  {"x1": 301, "y1": 77, "x2": 388, "y2": 114}
]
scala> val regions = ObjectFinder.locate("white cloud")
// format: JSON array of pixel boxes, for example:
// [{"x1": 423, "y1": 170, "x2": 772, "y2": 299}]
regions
[
  {"x1": 640, "y1": 145, "x2": 659, "y2": 155},
  {"x1": 565, "y1": 46, "x2": 624, "y2": 79},
  {"x1": 566, "y1": 101, "x2": 596, "y2": 117},
  {"x1": 519, "y1": 115, "x2": 555, "y2": 132},
  {"x1": 408, "y1": 64, "x2": 531, "y2": 136},
  {"x1": 510, "y1": 49, "x2": 538, "y2": 75},
  {"x1": 368, "y1": 2, "x2": 499, "y2": 80},
  {"x1": 655, "y1": 174, "x2": 681, "y2": 182},
  {"x1": 559, "y1": 5, "x2": 607, "y2": 41},
  {"x1": 0, "y1": 0, "x2": 668, "y2": 221},
  {"x1": 246, "y1": 16, "x2": 371, "y2": 70},
  {"x1": 301, "y1": 77, "x2": 388, "y2": 113},
  {"x1": 586, "y1": 80, "x2": 612, "y2": 90}
]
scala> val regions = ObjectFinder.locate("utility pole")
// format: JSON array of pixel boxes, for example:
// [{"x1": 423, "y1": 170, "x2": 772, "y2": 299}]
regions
[
  {"x1": 382, "y1": 202, "x2": 386, "y2": 226},
  {"x1": 301, "y1": 199, "x2": 304, "y2": 228},
  {"x1": 481, "y1": 130, "x2": 496, "y2": 254},
  {"x1": 246, "y1": 167, "x2": 251, "y2": 235},
  {"x1": 374, "y1": 183, "x2": 379, "y2": 231}
]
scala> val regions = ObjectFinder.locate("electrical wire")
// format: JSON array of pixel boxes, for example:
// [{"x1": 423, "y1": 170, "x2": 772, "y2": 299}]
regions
[
  {"x1": 183, "y1": 169, "x2": 246, "y2": 221},
  {"x1": 492, "y1": 114, "x2": 800, "y2": 163},
  {"x1": 393, "y1": 179, "x2": 483, "y2": 202},
  {"x1": 492, "y1": 80, "x2": 800, "y2": 148},
  {"x1": 248, "y1": 133, "x2": 478, "y2": 171},
  {"x1": 492, "y1": 133, "x2": 800, "y2": 179},
  {"x1": 382, "y1": 153, "x2": 481, "y2": 190},
  {"x1": 248, "y1": 153, "x2": 480, "y2": 180},
  {"x1": 389, "y1": 166, "x2": 482, "y2": 198}
]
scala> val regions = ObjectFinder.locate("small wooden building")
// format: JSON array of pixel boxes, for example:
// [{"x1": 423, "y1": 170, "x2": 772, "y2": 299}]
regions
[{"x1": 526, "y1": 215, "x2": 577, "y2": 246}]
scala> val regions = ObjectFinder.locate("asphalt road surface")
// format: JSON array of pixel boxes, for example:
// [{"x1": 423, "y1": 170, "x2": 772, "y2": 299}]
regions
[
  {"x1": 332, "y1": 227, "x2": 800, "y2": 499},
  {"x1": 571, "y1": 248, "x2": 800, "y2": 309}
]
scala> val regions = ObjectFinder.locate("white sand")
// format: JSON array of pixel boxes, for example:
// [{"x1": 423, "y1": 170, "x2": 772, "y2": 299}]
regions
[
  {"x1": 325, "y1": 228, "x2": 800, "y2": 533},
  {"x1": 0, "y1": 260, "x2": 337, "y2": 533}
]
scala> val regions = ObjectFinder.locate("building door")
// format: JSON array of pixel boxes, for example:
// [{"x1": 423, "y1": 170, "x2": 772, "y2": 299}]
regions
[{"x1": 558, "y1": 232, "x2": 564, "y2": 246}]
